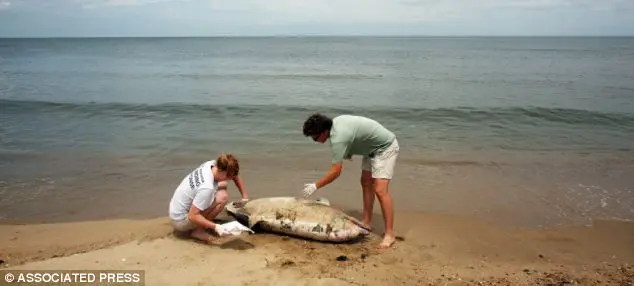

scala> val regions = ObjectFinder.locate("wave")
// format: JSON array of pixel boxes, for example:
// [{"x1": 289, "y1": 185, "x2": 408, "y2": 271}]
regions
[
  {"x1": 398, "y1": 158, "x2": 501, "y2": 167},
  {"x1": 1, "y1": 98, "x2": 633, "y2": 128},
  {"x1": 2, "y1": 70, "x2": 384, "y2": 81}
]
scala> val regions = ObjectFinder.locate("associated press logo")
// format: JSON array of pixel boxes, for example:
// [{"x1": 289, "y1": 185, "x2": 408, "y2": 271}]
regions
[
  {"x1": 1, "y1": 270, "x2": 145, "y2": 285},
  {"x1": 4, "y1": 272, "x2": 15, "y2": 283}
]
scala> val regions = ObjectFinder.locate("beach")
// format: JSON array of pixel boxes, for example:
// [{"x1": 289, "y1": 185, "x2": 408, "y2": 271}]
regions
[
  {"x1": 2, "y1": 157, "x2": 634, "y2": 285},
  {"x1": 2, "y1": 210, "x2": 633, "y2": 285}
]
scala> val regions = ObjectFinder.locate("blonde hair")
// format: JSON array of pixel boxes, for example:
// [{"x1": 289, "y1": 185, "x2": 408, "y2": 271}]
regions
[{"x1": 216, "y1": 153, "x2": 239, "y2": 178}]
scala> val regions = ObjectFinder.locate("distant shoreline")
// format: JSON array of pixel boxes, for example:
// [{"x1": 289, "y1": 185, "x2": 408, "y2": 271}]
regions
[{"x1": 2, "y1": 35, "x2": 634, "y2": 40}]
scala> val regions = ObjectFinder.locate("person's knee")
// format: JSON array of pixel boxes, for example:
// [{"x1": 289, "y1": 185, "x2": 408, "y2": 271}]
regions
[
  {"x1": 218, "y1": 181, "x2": 228, "y2": 191},
  {"x1": 215, "y1": 190, "x2": 229, "y2": 205},
  {"x1": 373, "y1": 179, "x2": 390, "y2": 196}
]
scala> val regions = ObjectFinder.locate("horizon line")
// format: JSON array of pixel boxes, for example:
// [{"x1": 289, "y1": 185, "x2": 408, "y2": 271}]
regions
[{"x1": 1, "y1": 34, "x2": 634, "y2": 39}]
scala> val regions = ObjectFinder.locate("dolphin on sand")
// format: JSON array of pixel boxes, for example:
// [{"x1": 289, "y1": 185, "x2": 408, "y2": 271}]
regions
[{"x1": 225, "y1": 197, "x2": 369, "y2": 243}]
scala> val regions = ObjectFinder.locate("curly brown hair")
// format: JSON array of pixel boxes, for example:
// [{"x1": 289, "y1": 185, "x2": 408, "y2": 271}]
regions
[
  {"x1": 216, "y1": 153, "x2": 239, "y2": 177},
  {"x1": 302, "y1": 113, "x2": 333, "y2": 137}
]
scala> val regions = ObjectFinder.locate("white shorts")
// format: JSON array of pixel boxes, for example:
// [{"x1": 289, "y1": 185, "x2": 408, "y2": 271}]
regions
[{"x1": 362, "y1": 139, "x2": 399, "y2": 179}]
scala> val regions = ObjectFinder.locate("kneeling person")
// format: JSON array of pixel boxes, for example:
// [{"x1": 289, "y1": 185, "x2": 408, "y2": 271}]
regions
[{"x1": 169, "y1": 153, "x2": 249, "y2": 242}]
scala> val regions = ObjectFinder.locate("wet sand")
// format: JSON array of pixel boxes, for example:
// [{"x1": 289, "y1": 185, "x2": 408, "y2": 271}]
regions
[
  {"x1": 1, "y1": 210, "x2": 633, "y2": 285},
  {"x1": 2, "y1": 153, "x2": 633, "y2": 228}
]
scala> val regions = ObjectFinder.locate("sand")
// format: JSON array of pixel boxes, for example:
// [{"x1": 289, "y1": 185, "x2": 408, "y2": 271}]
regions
[{"x1": 1, "y1": 209, "x2": 633, "y2": 286}]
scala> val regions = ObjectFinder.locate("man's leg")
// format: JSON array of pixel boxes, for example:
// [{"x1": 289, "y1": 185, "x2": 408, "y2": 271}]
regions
[
  {"x1": 373, "y1": 178, "x2": 395, "y2": 248},
  {"x1": 360, "y1": 156, "x2": 375, "y2": 229},
  {"x1": 371, "y1": 139, "x2": 399, "y2": 249},
  {"x1": 360, "y1": 172, "x2": 375, "y2": 230},
  {"x1": 200, "y1": 184, "x2": 229, "y2": 221},
  {"x1": 190, "y1": 182, "x2": 229, "y2": 241}
]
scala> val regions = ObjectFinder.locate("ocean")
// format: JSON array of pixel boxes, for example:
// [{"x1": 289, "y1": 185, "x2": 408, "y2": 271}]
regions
[{"x1": 1, "y1": 37, "x2": 633, "y2": 227}]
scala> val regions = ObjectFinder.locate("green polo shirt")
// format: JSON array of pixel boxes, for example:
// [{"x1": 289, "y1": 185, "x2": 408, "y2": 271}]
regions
[{"x1": 328, "y1": 115, "x2": 396, "y2": 164}]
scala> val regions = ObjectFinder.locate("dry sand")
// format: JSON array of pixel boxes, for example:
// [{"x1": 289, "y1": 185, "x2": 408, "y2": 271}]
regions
[{"x1": 1, "y1": 210, "x2": 633, "y2": 285}]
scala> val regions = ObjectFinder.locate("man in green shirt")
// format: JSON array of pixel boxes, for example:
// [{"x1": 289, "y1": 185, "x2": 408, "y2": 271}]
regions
[{"x1": 301, "y1": 113, "x2": 400, "y2": 249}]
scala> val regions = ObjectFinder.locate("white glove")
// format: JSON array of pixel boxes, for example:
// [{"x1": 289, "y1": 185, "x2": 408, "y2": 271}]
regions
[
  {"x1": 302, "y1": 183, "x2": 317, "y2": 198},
  {"x1": 213, "y1": 224, "x2": 230, "y2": 236}
]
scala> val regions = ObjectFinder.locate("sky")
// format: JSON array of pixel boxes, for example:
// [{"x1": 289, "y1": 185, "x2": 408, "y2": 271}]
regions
[{"x1": 0, "y1": 0, "x2": 633, "y2": 37}]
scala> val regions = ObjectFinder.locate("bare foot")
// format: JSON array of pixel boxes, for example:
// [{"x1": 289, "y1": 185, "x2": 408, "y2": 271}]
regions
[
  {"x1": 377, "y1": 234, "x2": 396, "y2": 249},
  {"x1": 190, "y1": 228, "x2": 216, "y2": 243}
]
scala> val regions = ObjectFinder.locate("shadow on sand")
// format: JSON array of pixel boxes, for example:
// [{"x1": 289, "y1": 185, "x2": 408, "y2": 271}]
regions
[{"x1": 345, "y1": 210, "x2": 405, "y2": 242}]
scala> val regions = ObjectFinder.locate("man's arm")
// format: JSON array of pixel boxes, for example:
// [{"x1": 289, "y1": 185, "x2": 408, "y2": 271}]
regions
[
  {"x1": 302, "y1": 141, "x2": 348, "y2": 197},
  {"x1": 315, "y1": 162, "x2": 343, "y2": 189},
  {"x1": 188, "y1": 188, "x2": 216, "y2": 229},
  {"x1": 232, "y1": 175, "x2": 249, "y2": 200},
  {"x1": 316, "y1": 140, "x2": 349, "y2": 189},
  {"x1": 188, "y1": 205, "x2": 216, "y2": 229}
]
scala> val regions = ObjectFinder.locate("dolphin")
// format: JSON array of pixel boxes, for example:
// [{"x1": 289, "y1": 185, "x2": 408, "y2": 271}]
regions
[{"x1": 225, "y1": 197, "x2": 369, "y2": 243}]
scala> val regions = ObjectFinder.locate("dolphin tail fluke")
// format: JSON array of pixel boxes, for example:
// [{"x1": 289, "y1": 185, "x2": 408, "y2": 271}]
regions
[{"x1": 346, "y1": 215, "x2": 373, "y2": 232}]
